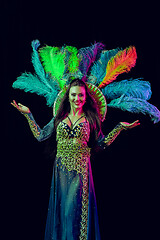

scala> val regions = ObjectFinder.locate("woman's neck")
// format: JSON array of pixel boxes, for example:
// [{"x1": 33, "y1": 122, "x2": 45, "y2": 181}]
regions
[{"x1": 69, "y1": 107, "x2": 84, "y2": 117}]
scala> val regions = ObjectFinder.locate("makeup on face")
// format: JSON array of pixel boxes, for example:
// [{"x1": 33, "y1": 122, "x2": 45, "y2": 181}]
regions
[{"x1": 69, "y1": 86, "x2": 86, "y2": 110}]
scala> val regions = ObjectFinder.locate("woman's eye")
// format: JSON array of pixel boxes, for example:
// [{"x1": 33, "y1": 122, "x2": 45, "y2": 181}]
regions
[{"x1": 71, "y1": 93, "x2": 84, "y2": 97}]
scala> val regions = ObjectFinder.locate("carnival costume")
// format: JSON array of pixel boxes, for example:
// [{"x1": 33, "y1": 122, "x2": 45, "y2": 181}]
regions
[{"x1": 12, "y1": 40, "x2": 160, "y2": 240}]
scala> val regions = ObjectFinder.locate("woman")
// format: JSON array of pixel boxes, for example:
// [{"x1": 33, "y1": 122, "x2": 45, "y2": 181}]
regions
[{"x1": 11, "y1": 78, "x2": 140, "y2": 240}]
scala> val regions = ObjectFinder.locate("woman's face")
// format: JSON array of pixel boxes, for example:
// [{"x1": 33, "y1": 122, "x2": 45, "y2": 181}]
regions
[{"x1": 69, "y1": 86, "x2": 86, "y2": 111}]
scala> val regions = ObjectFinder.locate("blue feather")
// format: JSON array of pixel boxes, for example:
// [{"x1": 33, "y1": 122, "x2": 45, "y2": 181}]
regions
[
  {"x1": 31, "y1": 40, "x2": 60, "y2": 92},
  {"x1": 108, "y1": 95, "x2": 160, "y2": 123},
  {"x1": 31, "y1": 40, "x2": 46, "y2": 81},
  {"x1": 78, "y1": 42, "x2": 104, "y2": 76},
  {"x1": 12, "y1": 72, "x2": 59, "y2": 107},
  {"x1": 102, "y1": 78, "x2": 152, "y2": 100}
]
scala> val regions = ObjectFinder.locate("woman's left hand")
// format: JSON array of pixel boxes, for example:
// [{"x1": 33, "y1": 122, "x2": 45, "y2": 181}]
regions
[{"x1": 120, "y1": 120, "x2": 140, "y2": 129}]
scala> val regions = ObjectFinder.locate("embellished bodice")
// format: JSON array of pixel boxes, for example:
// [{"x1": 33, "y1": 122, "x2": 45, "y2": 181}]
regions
[
  {"x1": 23, "y1": 112, "x2": 125, "y2": 170},
  {"x1": 56, "y1": 121, "x2": 90, "y2": 142},
  {"x1": 56, "y1": 121, "x2": 91, "y2": 175}
]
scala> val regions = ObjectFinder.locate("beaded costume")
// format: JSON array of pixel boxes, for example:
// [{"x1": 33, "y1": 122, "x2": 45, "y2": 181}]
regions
[
  {"x1": 12, "y1": 40, "x2": 160, "y2": 240},
  {"x1": 23, "y1": 112, "x2": 124, "y2": 240}
]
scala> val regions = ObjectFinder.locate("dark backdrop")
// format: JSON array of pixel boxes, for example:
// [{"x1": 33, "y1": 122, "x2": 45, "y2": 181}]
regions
[{"x1": 2, "y1": 1, "x2": 160, "y2": 239}]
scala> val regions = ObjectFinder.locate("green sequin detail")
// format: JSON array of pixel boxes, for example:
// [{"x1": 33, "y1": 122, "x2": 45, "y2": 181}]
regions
[
  {"x1": 104, "y1": 123, "x2": 124, "y2": 146},
  {"x1": 56, "y1": 121, "x2": 91, "y2": 175},
  {"x1": 23, "y1": 113, "x2": 40, "y2": 138},
  {"x1": 56, "y1": 121, "x2": 90, "y2": 240}
]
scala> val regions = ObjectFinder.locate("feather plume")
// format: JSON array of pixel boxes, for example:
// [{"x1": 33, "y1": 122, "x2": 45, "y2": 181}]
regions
[
  {"x1": 31, "y1": 40, "x2": 55, "y2": 91},
  {"x1": 88, "y1": 48, "x2": 120, "y2": 85},
  {"x1": 39, "y1": 45, "x2": 81, "y2": 89},
  {"x1": 39, "y1": 46, "x2": 66, "y2": 89},
  {"x1": 108, "y1": 95, "x2": 160, "y2": 123},
  {"x1": 78, "y1": 42, "x2": 104, "y2": 76},
  {"x1": 31, "y1": 40, "x2": 42, "y2": 78},
  {"x1": 102, "y1": 78, "x2": 152, "y2": 100},
  {"x1": 64, "y1": 46, "x2": 79, "y2": 74},
  {"x1": 12, "y1": 72, "x2": 59, "y2": 107},
  {"x1": 98, "y1": 46, "x2": 137, "y2": 88}
]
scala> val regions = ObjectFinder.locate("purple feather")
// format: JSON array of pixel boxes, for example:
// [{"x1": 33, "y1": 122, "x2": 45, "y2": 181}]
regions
[{"x1": 78, "y1": 42, "x2": 104, "y2": 76}]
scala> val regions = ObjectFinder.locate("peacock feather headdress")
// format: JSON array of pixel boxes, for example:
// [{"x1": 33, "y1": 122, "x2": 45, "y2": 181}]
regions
[{"x1": 12, "y1": 39, "x2": 160, "y2": 123}]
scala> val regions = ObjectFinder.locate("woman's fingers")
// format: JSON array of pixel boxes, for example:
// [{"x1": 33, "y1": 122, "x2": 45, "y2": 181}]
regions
[
  {"x1": 11, "y1": 100, "x2": 24, "y2": 112},
  {"x1": 120, "y1": 120, "x2": 140, "y2": 129},
  {"x1": 132, "y1": 120, "x2": 140, "y2": 127},
  {"x1": 11, "y1": 100, "x2": 30, "y2": 113},
  {"x1": 11, "y1": 100, "x2": 19, "y2": 110},
  {"x1": 129, "y1": 120, "x2": 140, "y2": 128}
]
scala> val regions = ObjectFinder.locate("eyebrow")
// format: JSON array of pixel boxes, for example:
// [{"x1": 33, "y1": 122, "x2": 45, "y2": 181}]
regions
[
  {"x1": 71, "y1": 92, "x2": 84, "y2": 94},
  {"x1": 70, "y1": 90, "x2": 85, "y2": 94}
]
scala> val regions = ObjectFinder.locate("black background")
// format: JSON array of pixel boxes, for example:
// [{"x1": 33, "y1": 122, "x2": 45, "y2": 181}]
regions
[{"x1": 2, "y1": 0, "x2": 160, "y2": 239}]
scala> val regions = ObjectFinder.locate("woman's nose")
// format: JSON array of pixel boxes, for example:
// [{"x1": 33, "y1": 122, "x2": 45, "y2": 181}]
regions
[{"x1": 75, "y1": 95, "x2": 80, "y2": 101}]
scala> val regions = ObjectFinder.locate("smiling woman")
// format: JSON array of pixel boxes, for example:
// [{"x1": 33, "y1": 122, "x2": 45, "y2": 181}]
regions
[
  {"x1": 69, "y1": 86, "x2": 86, "y2": 111},
  {"x1": 54, "y1": 79, "x2": 103, "y2": 144},
  {"x1": 11, "y1": 40, "x2": 158, "y2": 240},
  {"x1": 11, "y1": 78, "x2": 140, "y2": 240}
]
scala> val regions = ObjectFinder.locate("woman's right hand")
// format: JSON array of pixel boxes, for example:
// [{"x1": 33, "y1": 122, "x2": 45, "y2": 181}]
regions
[{"x1": 11, "y1": 100, "x2": 30, "y2": 114}]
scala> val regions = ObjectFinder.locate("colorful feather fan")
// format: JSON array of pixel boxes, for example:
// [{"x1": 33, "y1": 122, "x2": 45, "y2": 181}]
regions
[
  {"x1": 98, "y1": 46, "x2": 137, "y2": 88},
  {"x1": 12, "y1": 40, "x2": 160, "y2": 123}
]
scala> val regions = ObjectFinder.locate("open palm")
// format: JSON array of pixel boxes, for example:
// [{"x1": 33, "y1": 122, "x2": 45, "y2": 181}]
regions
[
  {"x1": 11, "y1": 100, "x2": 30, "y2": 114},
  {"x1": 120, "y1": 120, "x2": 140, "y2": 129}
]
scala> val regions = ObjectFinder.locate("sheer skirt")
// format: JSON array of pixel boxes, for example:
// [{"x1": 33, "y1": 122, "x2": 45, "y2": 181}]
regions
[{"x1": 44, "y1": 157, "x2": 101, "y2": 240}]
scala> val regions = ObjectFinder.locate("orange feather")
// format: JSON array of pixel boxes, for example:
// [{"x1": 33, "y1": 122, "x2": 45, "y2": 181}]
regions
[{"x1": 98, "y1": 46, "x2": 137, "y2": 89}]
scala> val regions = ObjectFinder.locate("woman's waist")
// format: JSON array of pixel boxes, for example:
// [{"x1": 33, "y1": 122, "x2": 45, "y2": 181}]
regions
[
  {"x1": 56, "y1": 140, "x2": 91, "y2": 174},
  {"x1": 57, "y1": 139, "x2": 90, "y2": 154},
  {"x1": 57, "y1": 139, "x2": 89, "y2": 148}
]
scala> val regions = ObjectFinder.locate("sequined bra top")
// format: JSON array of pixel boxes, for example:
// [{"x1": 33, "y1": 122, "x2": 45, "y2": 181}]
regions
[
  {"x1": 56, "y1": 116, "x2": 90, "y2": 142},
  {"x1": 56, "y1": 116, "x2": 91, "y2": 174}
]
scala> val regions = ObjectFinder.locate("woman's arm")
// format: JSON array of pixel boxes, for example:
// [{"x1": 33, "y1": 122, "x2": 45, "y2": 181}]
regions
[
  {"x1": 98, "y1": 120, "x2": 140, "y2": 149},
  {"x1": 11, "y1": 100, "x2": 54, "y2": 142},
  {"x1": 23, "y1": 112, "x2": 54, "y2": 141}
]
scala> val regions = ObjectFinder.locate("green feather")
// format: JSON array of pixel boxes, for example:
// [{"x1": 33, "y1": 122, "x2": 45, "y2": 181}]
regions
[
  {"x1": 39, "y1": 46, "x2": 66, "y2": 89},
  {"x1": 64, "y1": 46, "x2": 79, "y2": 74}
]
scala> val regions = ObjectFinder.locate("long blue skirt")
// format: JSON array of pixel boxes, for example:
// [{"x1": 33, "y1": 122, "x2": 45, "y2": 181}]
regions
[{"x1": 44, "y1": 157, "x2": 101, "y2": 240}]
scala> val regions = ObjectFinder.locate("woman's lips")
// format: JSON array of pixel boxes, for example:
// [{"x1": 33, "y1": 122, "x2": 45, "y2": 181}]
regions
[{"x1": 74, "y1": 102, "x2": 81, "y2": 105}]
